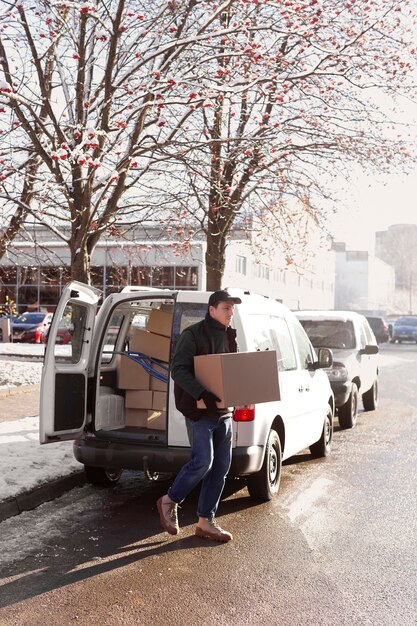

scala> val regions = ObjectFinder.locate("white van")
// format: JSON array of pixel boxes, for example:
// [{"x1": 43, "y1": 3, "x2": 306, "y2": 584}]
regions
[{"x1": 40, "y1": 283, "x2": 334, "y2": 501}]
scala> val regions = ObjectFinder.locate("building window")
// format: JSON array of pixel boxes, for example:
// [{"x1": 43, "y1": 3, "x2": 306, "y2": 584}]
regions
[
  {"x1": 236, "y1": 255, "x2": 247, "y2": 275},
  {"x1": 175, "y1": 266, "x2": 198, "y2": 288},
  {"x1": 253, "y1": 263, "x2": 270, "y2": 280},
  {"x1": 0, "y1": 262, "x2": 199, "y2": 312},
  {"x1": 106, "y1": 265, "x2": 128, "y2": 289},
  {"x1": 91, "y1": 266, "x2": 104, "y2": 291}
]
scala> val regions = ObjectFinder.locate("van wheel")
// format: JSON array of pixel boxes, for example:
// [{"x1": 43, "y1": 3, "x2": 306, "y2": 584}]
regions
[
  {"x1": 338, "y1": 383, "x2": 358, "y2": 429},
  {"x1": 246, "y1": 429, "x2": 282, "y2": 502},
  {"x1": 310, "y1": 405, "x2": 333, "y2": 458},
  {"x1": 362, "y1": 378, "x2": 379, "y2": 411},
  {"x1": 84, "y1": 466, "x2": 123, "y2": 487}
]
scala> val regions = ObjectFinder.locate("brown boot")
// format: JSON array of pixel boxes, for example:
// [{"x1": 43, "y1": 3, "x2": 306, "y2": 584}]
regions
[
  {"x1": 157, "y1": 496, "x2": 179, "y2": 535},
  {"x1": 195, "y1": 518, "x2": 233, "y2": 542}
]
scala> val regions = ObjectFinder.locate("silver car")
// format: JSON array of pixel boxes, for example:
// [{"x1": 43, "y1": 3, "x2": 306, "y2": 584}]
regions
[{"x1": 295, "y1": 311, "x2": 379, "y2": 429}]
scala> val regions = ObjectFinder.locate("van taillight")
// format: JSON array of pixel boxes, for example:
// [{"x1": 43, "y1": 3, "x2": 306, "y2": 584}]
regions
[{"x1": 233, "y1": 405, "x2": 255, "y2": 421}]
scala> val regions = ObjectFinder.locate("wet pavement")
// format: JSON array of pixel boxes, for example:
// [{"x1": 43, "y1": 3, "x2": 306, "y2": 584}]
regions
[{"x1": 0, "y1": 385, "x2": 40, "y2": 423}]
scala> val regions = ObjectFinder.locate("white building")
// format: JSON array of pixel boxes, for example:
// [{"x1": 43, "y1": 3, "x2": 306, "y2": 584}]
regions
[
  {"x1": 0, "y1": 221, "x2": 336, "y2": 313},
  {"x1": 223, "y1": 237, "x2": 335, "y2": 310},
  {"x1": 334, "y1": 243, "x2": 395, "y2": 314}
]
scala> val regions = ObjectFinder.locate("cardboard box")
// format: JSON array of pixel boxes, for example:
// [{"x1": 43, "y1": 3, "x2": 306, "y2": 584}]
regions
[
  {"x1": 96, "y1": 393, "x2": 125, "y2": 430},
  {"x1": 117, "y1": 355, "x2": 150, "y2": 390},
  {"x1": 147, "y1": 409, "x2": 166, "y2": 431},
  {"x1": 130, "y1": 328, "x2": 171, "y2": 362},
  {"x1": 124, "y1": 408, "x2": 149, "y2": 427},
  {"x1": 150, "y1": 361, "x2": 169, "y2": 391},
  {"x1": 147, "y1": 308, "x2": 173, "y2": 338},
  {"x1": 194, "y1": 351, "x2": 280, "y2": 408},
  {"x1": 150, "y1": 375, "x2": 168, "y2": 392},
  {"x1": 125, "y1": 389, "x2": 154, "y2": 409},
  {"x1": 152, "y1": 391, "x2": 167, "y2": 411}
]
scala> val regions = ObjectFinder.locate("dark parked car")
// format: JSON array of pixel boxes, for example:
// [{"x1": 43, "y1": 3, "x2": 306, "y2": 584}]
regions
[
  {"x1": 366, "y1": 316, "x2": 389, "y2": 343},
  {"x1": 391, "y1": 316, "x2": 417, "y2": 343},
  {"x1": 12, "y1": 312, "x2": 53, "y2": 343}
]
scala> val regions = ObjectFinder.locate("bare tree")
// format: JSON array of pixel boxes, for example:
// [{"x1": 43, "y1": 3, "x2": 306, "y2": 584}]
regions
[
  {"x1": 0, "y1": 1, "x2": 416, "y2": 290},
  {"x1": 0, "y1": 0, "x2": 244, "y2": 281},
  {"x1": 150, "y1": 0, "x2": 417, "y2": 289}
]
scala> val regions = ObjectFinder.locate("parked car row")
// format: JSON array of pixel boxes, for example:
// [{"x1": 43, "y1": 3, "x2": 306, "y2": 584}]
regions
[
  {"x1": 363, "y1": 314, "x2": 417, "y2": 345},
  {"x1": 0, "y1": 312, "x2": 54, "y2": 343},
  {"x1": 39, "y1": 285, "x2": 382, "y2": 505},
  {"x1": 0, "y1": 311, "x2": 76, "y2": 344}
]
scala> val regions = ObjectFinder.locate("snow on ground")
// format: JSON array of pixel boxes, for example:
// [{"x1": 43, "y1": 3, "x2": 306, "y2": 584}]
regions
[
  {"x1": 0, "y1": 416, "x2": 82, "y2": 501},
  {"x1": 0, "y1": 343, "x2": 82, "y2": 503},
  {"x1": 0, "y1": 359, "x2": 43, "y2": 388}
]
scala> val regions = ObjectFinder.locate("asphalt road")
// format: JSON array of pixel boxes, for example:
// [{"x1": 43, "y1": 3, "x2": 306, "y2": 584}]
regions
[{"x1": 0, "y1": 343, "x2": 416, "y2": 626}]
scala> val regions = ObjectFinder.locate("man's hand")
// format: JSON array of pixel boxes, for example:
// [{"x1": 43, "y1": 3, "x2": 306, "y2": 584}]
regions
[{"x1": 199, "y1": 390, "x2": 221, "y2": 412}]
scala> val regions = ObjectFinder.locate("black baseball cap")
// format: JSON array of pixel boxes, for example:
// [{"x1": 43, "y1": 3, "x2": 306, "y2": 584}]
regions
[{"x1": 208, "y1": 290, "x2": 242, "y2": 306}]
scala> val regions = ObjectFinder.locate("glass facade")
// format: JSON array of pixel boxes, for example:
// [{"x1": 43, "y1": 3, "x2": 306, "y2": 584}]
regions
[{"x1": 0, "y1": 264, "x2": 199, "y2": 313}]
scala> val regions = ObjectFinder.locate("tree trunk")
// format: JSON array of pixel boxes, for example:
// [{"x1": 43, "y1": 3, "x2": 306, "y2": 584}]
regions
[
  {"x1": 205, "y1": 229, "x2": 227, "y2": 291},
  {"x1": 71, "y1": 246, "x2": 91, "y2": 284}
]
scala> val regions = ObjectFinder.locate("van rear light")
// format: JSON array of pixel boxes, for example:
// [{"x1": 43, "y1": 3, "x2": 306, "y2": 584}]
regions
[{"x1": 233, "y1": 405, "x2": 255, "y2": 421}]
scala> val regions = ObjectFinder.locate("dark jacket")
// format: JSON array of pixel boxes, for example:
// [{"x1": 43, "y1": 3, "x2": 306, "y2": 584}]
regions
[{"x1": 171, "y1": 313, "x2": 238, "y2": 420}]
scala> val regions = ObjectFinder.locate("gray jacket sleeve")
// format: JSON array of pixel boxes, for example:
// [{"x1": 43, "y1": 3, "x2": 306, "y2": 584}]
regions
[{"x1": 171, "y1": 329, "x2": 205, "y2": 400}]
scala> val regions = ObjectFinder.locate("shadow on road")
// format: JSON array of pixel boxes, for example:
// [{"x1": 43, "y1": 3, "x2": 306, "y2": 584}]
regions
[{"x1": 0, "y1": 473, "x2": 259, "y2": 609}]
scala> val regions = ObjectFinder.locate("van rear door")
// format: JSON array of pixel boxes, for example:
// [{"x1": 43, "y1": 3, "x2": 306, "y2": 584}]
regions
[{"x1": 39, "y1": 281, "x2": 101, "y2": 444}]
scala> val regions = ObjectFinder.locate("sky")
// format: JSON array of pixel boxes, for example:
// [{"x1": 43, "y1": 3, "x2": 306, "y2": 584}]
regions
[
  {"x1": 325, "y1": 83, "x2": 417, "y2": 253},
  {"x1": 327, "y1": 170, "x2": 417, "y2": 253}
]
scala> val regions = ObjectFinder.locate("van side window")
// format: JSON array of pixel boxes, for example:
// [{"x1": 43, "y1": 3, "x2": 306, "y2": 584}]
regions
[
  {"x1": 363, "y1": 320, "x2": 375, "y2": 346},
  {"x1": 269, "y1": 316, "x2": 297, "y2": 371},
  {"x1": 247, "y1": 314, "x2": 275, "y2": 352},
  {"x1": 101, "y1": 311, "x2": 124, "y2": 363},
  {"x1": 53, "y1": 303, "x2": 86, "y2": 364},
  {"x1": 292, "y1": 322, "x2": 315, "y2": 370},
  {"x1": 359, "y1": 324, "x2": 368, "y2": 349}
]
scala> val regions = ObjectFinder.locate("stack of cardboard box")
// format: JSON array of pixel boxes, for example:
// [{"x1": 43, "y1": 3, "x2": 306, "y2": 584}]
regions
[{"x1": 117, "y1": 308, "x2": 172, "y2": 430}]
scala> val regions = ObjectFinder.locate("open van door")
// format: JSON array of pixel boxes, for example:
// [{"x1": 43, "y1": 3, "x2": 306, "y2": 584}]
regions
[{"x1": 40, "y1": 281, "x2": 101, "y2": 444}]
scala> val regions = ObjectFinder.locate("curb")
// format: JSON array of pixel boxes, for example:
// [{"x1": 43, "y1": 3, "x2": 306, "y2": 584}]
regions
[
  {"x1": 0, "y1": 352, "x2": 44, "y2": 362},
  {"x1": 0, "y1": 471, "x2": 87, "y2": 523}
]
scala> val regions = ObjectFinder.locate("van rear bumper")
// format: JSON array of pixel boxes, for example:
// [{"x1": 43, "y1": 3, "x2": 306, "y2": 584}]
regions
[
  {"x1": 230, "y1": 445, "x2": 264, "y2": 476},
  {"x1": 73, "y1": 439, "x2": 264, "y2": 477},
  {"x1": 73, "y1": 438, "x2": 191, "y2": 474}
]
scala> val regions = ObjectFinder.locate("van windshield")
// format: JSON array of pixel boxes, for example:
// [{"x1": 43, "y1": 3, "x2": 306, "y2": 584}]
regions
[{"x1": 299, "y1": 319, "x2": 356, "y2": 349}]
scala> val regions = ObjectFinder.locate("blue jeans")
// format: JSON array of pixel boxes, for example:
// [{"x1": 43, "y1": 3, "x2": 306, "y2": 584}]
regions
[{"x1": 168, "y1": 415, "x2": 233, "y2": 519}]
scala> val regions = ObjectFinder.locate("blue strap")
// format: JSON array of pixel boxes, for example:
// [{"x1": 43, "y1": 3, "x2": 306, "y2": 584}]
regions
[{"x1": 121, "y1": 351, "x2": 169, "y2": 383}]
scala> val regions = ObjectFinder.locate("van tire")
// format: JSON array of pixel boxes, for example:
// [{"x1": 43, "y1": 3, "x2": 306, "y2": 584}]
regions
[
  {"x1": 362, "y1": 378, "x2": 378, "y2": 411},
  {"x1": 310, "y1": 405, "x2": 333, "y2": 458},
  {"x1": 338, "y1": 383, "x2": 358, "y2": 429},
  {"x1": 246, "y1": 429, "x2": 282, "y2": 502},
  {"x1": 84, "y1": 466, "x2": 123, "y2": 487}
]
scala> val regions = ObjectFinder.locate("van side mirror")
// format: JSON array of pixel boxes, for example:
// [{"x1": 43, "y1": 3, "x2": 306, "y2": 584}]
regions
[{"x1": 315, "y1": 347, "x2": 333, "y2": 369}]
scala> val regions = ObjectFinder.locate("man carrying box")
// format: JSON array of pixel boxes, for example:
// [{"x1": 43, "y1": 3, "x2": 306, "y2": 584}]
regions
[{"x1": 156, "y1": 290, "x2": 241, "y2": 542}]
